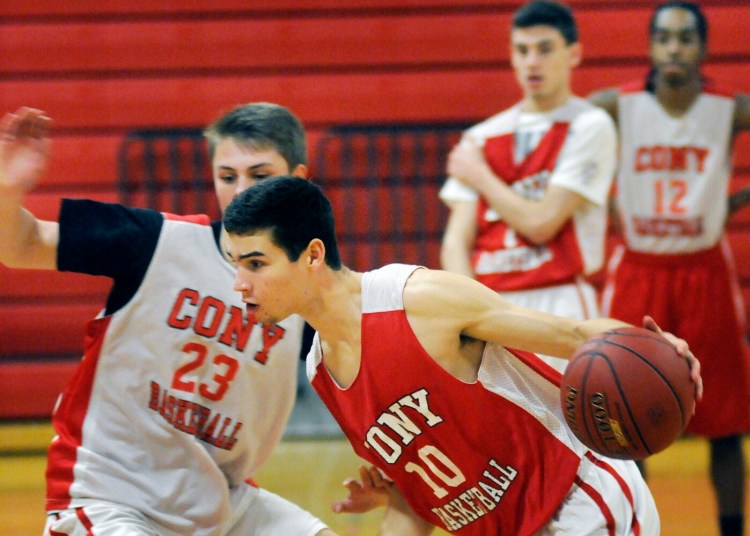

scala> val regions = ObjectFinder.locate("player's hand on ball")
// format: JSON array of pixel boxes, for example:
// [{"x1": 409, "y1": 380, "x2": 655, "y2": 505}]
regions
[
  {"x1": 331, "y1": 465, "x2": 390, "y2": 514},
  {"x1": 642, "y1": 315, "x2": 703, "y2": 402}
]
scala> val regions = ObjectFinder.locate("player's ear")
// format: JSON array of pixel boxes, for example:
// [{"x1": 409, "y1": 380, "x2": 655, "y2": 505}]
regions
[
  {"x1": 306, "y1": 238, "x2": 326, "y2": 268},
  {"x1": 291, "y1": 164, "x2": 309, "y2": 179},
  {"x1": 569, "y1": 41, "x2": 582, "y2": 69}
]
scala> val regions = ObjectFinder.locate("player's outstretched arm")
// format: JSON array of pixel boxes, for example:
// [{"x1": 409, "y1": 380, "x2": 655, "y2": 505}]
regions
[
  {"x1": 404, "y1": 268, "x2": 628, "y2": 360},
  {"x1": 0, "y1": 107, "x2": 59, "y2": 270},
  {"x1": 404, "y1": 269, "x2": 701, "y2": 394}
]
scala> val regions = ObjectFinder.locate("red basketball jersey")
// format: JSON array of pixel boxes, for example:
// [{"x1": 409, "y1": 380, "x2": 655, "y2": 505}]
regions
[
  {"x1": 464, "y1": 99, "x2": 614, "y2": 291},
  {"x1": 309, "y1": 264, "x2": 587, "y2": 534}
]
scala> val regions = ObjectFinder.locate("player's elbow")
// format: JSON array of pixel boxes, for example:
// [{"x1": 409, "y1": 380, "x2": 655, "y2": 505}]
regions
[{"x1": 519, "y1": 220, "x2": 562, "y2": 245}]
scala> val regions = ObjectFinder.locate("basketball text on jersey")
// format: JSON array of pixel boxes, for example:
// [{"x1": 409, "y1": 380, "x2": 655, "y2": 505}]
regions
[
  {"x1": 362, "y1": 388, "x2": 519, "y2": 532},
  {"x1": 632, "y1": 216, "x2": 703, "y2": 237},
  {"x1": 474, "y1": 245, "x2": 553, "y2": 275},
  {"x1": 634, "y1": 145, "x2": 708, "y2": 172},
  {"x1": 364, "y1": 389, "x2": 444, "y2": 462},
  {"x1": 148, "y1": 381, "x2": 243, "y2": 450},
  {"x1": 431, "y1": 459, "x2": 518, "y2": 532},
  {"x1": 632, "y1": 144, "x2": 710, "y2": 238},
  {"x1": 146, "y1": 287, "x2": 288, "y2": 449},
  {"x1": 166, "y1": 287, "x2": 286, "y2": 360}
]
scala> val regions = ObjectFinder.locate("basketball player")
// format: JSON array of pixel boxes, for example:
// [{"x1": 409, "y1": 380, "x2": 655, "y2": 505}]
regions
[
  {"x1": 439, "y1": 0, "x2": 616, "y2": 372},
  {"x1": 223, "y1": 175, "x2": 703, "y2": 535},
  {"x1": 588, "y1": 3, "x2": 750, "y2": 535},
  {"x1": 0, "y1": 106, "x2": 334, "y2": 535}
]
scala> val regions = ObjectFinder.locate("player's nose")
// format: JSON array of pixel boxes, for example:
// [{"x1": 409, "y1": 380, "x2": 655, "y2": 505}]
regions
[
  {"x1": 234, "y1": 175, "x2": 258, "y2": 196},
  {"x1": 233, "y1": 271, "x2": 251, "y2": 292}
]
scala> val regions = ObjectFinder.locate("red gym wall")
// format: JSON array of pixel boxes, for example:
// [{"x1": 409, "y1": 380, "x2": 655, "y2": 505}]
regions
[{"x1": 1, "y1": 0, "x2": 749, "y2": 418}]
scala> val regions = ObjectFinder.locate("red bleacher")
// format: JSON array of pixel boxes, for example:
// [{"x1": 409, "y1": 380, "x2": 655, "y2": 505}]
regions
[{"x1": 1, "y1": 0, "x2": 749, "y2": 419}]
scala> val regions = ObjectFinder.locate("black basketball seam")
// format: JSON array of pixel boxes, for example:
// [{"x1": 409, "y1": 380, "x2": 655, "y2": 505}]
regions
[
  {"x1": 599, "y1": 339, "x2": 689, "y2": 431},
  {"x1": 574, "y1": 353, "x2": 614, "y2": 456},
  {"x1": 584, "y1": 349, "x2": 652, "y2": 456}
]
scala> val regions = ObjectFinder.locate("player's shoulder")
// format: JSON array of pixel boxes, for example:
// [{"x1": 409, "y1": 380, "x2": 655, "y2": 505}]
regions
[
  {"x1": 567, "y1": 98, "x2": 616, "y2": 134},
  {"x1": 465, "y1": 105, "x2": 520, "y2": 139}
]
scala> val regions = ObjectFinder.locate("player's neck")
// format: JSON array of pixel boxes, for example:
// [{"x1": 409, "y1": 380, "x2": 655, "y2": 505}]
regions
[
  {"x1": 303, "y1": 267, "x2": 362, "y2": 344},
  {"x1": 521, "y1": 88, "x2": 572, "y2": 113},
  {"x1": 653, "y1": 76, "x2": 702, "y2": 117},
  {"x1": 305, "y1": 267, "x2": 363, "y2": 389}
]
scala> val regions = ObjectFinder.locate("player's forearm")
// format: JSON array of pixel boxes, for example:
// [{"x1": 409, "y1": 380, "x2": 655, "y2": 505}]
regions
[
  {"x1": 0, "y1": 197, "x2": 32, "y2": 264},
  {"x1": 523, "y1": 315, "x2": 633, "y2": 360},
  {"x1": 0, "y1": 202, "x2": 56, "y2": 269},
  {"x1": 576, "y1": 317, "x2": 633, "y2": 341},
  {"x1": 474, "y1": 177, "x2": 560, "y2": 245},
  {"x1": 440, "y1": 239, "x2": 475, "y2": 277}
]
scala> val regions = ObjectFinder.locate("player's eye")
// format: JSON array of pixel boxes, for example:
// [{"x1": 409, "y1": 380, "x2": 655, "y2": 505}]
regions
[{"x1": 679, "y1": 32, "x2": 698, "y2": 45}]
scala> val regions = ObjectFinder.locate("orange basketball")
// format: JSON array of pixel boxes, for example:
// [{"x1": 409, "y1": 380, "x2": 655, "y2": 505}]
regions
[{"x1": 560, "y1": 327, "x2": 696, "y2": 460}]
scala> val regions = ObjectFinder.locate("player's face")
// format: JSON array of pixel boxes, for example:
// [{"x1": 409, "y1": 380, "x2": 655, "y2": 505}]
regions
[
  {"x1": 510, "y1": 25, "x2": 581, "y2": 112},
  {"x1": 650, "y1": 8, "x2": 705, "y2": 87},
  {"x1": 228, "y1": 230, "x2": 308, "y2": 324},
  {"x1": 212, "y1": 138, "x2": 307, "y2": 214}
]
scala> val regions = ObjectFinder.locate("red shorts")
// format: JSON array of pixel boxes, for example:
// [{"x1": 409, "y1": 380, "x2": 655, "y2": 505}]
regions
[{"x1": 602, "y1": 242, "x2": 750, "y2": 438}]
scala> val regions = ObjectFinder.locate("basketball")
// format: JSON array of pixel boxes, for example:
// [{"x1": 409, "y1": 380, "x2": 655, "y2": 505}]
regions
[{"x1": 560, "y1": 327, "x2": 696, "y2": 460}]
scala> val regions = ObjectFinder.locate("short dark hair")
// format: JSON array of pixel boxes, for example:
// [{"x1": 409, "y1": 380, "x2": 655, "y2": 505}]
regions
[
  {"x1": 223, "y1": 176, "x2": 342, "y2": 270},
  {"x1": 649, "y1": 1, "x2": 708, "y2": 44},
  {"x1": 204, "y1": 102, "x2": 308, "y2": 170},
  {"x1": 512, "y1": 0, "x2": 578, "y2": 45}
]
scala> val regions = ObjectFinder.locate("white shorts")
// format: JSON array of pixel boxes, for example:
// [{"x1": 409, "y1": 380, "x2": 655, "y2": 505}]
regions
[
  {"x1": 500, "y1": 278, "x2": 600, "y2": 372},
  {"x1": 538, "y1": 453, "x2": 660, "y2": 536},
  {"x1": 43, "y1": 485, "x2": 328, "y2": 536}
]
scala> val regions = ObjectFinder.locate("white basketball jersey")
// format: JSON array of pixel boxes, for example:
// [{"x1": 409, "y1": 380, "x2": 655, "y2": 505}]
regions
[
  {"x1": 47, "y1": 217, "x2": 304, "y2": 535},
  {"x1": 617, "y1": 87, "x2": 736, "y2": 253}
]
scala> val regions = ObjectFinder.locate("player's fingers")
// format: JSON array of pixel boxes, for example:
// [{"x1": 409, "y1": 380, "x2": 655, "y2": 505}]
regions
[
  {"x1": 689, "y1": 354, "x2": 703, "y2": 401},
  {"x1": 29, "y1": 112, "x2": 51, "y2": 140},
  {"x1": 358, "y1": 465, "x2": 376, "y2": 488},
  {"x1": 368, "y1": 466, "x2": 387, "y2": 488},
  {"x1": 341, "y1": 478, "x2": 363, "y2": 493},
  {"x1": 17, "y1": 108, "x2": 49, "y2": 140},
  {"x1": 331, "y1": 500, "x2": 350, "y2": 514},
  {"x1": 0, "y1": 112, "x2": 20, "y2": 141},
  {"x1": 332, "y1": 479, "x2": 363, "y2": 513},
  {"x1": 641, "y1": 315, "x2": 662, "y2": 335}
]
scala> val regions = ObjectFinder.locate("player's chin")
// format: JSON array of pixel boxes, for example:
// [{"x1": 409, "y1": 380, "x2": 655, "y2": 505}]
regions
[
  {"x1": 254, "y1": 308, "x2": 283, "y2": 325},
  {"x1": 659, "y1": 67, "x2": 689, "y2": 85}
]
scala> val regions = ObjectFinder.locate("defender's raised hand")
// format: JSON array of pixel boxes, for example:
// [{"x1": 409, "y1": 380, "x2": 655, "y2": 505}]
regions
[{"x1": 0, "y1": 107, "x2": 51, "y2": 195}]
